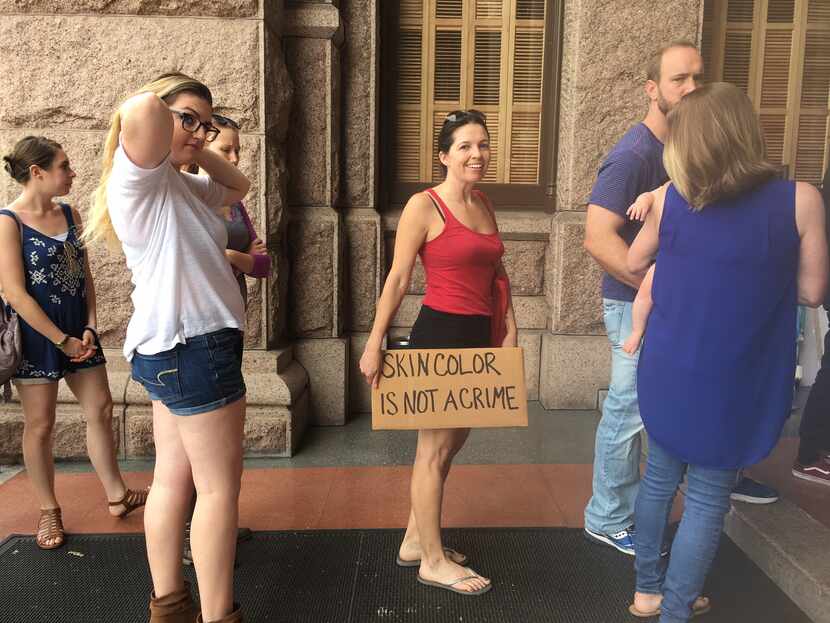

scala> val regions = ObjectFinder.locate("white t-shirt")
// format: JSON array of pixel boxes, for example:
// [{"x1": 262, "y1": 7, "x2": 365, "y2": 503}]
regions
[{"x1": 107, "y1": 145, "x2": 245, "y2": 360}]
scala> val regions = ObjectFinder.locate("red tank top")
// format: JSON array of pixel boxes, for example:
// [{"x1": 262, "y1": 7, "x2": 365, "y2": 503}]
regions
[{"x1": 419, "y1": 188, "x2": 504, "y2": 317}]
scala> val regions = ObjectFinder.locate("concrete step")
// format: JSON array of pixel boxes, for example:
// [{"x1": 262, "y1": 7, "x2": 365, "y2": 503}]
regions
[
  {"x1": 725, "y1": 499, "x2": 830, "y2": 623},
  {"x1": 0, "y1": 347, "x2": 310, "y2": 461}
]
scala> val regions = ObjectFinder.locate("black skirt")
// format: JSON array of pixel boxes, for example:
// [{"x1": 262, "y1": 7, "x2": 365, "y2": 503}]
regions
[{"x1": 409, "y1": 305, "x2": 491, "y2": 349}]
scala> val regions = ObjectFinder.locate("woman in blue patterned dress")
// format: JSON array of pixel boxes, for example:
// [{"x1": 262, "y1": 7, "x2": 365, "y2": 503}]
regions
[{"x1": 0, "y1": 136, "x2": 146, "y2": 550}]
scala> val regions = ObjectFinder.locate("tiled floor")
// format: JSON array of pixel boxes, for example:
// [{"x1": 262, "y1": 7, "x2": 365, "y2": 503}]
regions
[
  {"x1": 0, "y1": 464, "x2": 587, "y2": 538},
  {"x1": 0, "y1": 402, "x2": 826, "y2": 541},
  {"x1": 745, "y1": 437, "x2": 830, "y2": 530}
]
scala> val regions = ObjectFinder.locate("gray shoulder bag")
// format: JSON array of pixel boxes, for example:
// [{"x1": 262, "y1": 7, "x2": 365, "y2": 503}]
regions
[{"x1": 0, "y1": 211, "x2": 24, "y2": 401}]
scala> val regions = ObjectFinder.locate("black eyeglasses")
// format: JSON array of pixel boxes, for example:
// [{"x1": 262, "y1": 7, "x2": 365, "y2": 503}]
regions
[
  {"x1": 445, "y1": 109, "x2": 487, "y2": 123},
  {"x1": 170, "y1": 109, "x2": 220, "y2": 142},
  {"x1": 212, "y1": 114, "x2": 241, "y2": 130}
]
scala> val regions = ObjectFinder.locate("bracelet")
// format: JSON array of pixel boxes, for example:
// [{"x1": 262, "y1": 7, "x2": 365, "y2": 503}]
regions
[
  {"x1": 83, "y1": 326, "x2": 99, "y2": 340},
  {"x1": 54, "y1": 334, "x2": 69, "y2": 350}
]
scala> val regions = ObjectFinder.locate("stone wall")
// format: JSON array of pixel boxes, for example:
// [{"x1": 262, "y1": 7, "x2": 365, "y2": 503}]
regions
[
  {"x1": 294, "y1": 0, "x2": 706, "y2": 417},
  {"x1": 0, "y1": 0, "x2": 708, "y2": 457},
  {"x1": 0, "y1": 1, "x2": 283, "y2": 349},
  {"x1": 0, "y1": 1, "x2": 310, "y2": 460}
]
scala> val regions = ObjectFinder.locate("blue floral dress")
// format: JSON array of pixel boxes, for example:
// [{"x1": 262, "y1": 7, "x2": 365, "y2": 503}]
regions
[{"x1": 0, "y1": 204, "x2": 105, "y2": 381}]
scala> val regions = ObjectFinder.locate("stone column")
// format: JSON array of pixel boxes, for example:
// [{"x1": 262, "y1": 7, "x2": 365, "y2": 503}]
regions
[
  {"x1": 0, "y1": 1, "x2": 310, "y2": 460},
  {"x1": 283, "y1": 0, "x2": 354, "y2": 426},
  {"x1": 540, "y1": 0, "x2": 704, "y2": 410}
]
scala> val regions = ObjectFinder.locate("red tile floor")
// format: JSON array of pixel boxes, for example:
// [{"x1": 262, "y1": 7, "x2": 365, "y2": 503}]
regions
[
  {"x1": 0, "y1": 424, "x2": 825, "y2": 542},
  {"x1": 0, "y1": 464, "x2": 596, "y2": 539}
]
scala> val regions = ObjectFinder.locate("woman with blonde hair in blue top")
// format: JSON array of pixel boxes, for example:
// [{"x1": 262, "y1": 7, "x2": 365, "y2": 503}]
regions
[{"x1": 627, "y1": 82, "x2": 827, "y2": 622}]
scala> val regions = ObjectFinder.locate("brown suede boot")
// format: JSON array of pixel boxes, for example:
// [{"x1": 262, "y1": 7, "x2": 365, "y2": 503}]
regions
[
  {"x1": 196, "y1": 604, "x2": 243, "y2": 623},
  {"x1": 148, "y1": 582, "x2": 197, "y2": 622}
]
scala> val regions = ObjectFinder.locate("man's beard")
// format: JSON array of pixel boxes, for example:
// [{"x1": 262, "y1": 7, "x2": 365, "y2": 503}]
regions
[{"x1": 656, "y1": 88, "x2": 678, "y2": 116}]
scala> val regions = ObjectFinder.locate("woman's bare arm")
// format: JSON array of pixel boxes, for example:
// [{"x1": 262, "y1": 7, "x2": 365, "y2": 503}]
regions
[
  {"x1": 119, "y1": 92, "x2": 174, "y2": 169},
  {"x1": 795, "y1": 181, "x2": 829, "y2": 307},
  {"x1": 193, "y1": 148, "x2": 250, "y2": 206},
  {"x1": 359, "y1": 194, "x2": 432, "y2": 387}
]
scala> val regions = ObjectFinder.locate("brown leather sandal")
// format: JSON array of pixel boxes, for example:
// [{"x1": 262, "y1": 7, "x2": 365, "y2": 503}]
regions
[
  {"x1": 109, "y1": 487, "x2": 149, "y2": 519},
  {"x1": 36, "y1": 507, "x2": 65, "y2": 550}
]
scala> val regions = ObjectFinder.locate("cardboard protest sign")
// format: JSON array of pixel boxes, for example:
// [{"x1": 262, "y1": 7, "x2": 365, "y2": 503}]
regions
[{"x1": 371, "y1": 347, "x2": 528, "y2": 430}]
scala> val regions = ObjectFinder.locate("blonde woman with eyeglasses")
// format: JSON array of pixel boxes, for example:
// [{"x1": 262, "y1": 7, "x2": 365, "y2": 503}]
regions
[{"x1": 85, "y1": 73, "x2": 251, "y2": 623}]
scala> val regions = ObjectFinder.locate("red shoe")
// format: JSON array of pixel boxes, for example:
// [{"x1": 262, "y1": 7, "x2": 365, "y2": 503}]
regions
[{"x1": 792, "y1": 459, "x2": 830, "y2": 487}]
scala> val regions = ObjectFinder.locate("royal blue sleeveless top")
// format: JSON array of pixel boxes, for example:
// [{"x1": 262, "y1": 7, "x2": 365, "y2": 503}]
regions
[{"x1": 638, "y1": 179, "x2": 799, "y2": 469}]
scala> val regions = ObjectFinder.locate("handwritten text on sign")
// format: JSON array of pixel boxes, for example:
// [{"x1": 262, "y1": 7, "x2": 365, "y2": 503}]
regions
[{"x1": 371, "y1": 347, "x2": 528, "y2": 430}]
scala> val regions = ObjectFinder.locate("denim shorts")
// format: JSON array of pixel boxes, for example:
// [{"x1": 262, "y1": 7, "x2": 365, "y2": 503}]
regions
[{"x1": 131, "y1": 328, "x2": 246, "y2": 416}]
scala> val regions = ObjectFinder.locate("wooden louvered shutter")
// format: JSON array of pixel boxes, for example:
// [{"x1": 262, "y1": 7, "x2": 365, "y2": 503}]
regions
[
  {"x1": 507, "y1": 5, "x2": 546, "y2": 184},
  {"x1": 387, "y1": 0, "x2": 556, "y2": 198},
  {"x1": 473, "y1": 29, "x2": 501, "y2": 182},
  {"x1": 395, "y1": 1, "x2": 425, "y2": 182},
  {"x1": 795, "y1": 4, "x2": 829, "y2": 184},
  {"x1": 722, "y1": 0, "x2": 756, "y2": 94},
  {"x1": 703, "y1": 1, "x2": 830, "y2": 183},
  {"x1": 756, "y1": 5, "x2": 792, "y2": 170}
]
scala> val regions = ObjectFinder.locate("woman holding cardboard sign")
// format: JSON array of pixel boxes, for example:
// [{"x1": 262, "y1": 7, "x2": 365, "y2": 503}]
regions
[{"x1": 360, "y1": 110, "x2": 517, "y2": 596}]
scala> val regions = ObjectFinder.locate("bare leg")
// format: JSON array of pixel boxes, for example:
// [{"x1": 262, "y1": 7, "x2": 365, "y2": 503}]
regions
[
  {"x1": 19, "y1": 383, "x2": 60, "y2": 510},
  {"x1": 144, "y1": 401, "x2": 194, "y2": 601},
  {"x1": 64, "y1": 366, "x2": 128, "y2": 513},
  {"x1": 178, "y1": 397, "x2": 245, "y2": 621},
  {"x1": 622, "y1": 265, "x2": 655, "y2": 355},
  {"x1": 399, "y1": 509, "x2": 421, "y2": 560},
  {"x1": 399, "y1": 428, "x2": 469, "y2": 565},
  {"x1": 19, "y1": 383, "x2": 61, "y2": 546},
  {"x1": 410, "y1": 427, "x2": 489, "y2": 592},
  {"x1": 400, "y1": 513, "x2": 468, "y2": 564}
]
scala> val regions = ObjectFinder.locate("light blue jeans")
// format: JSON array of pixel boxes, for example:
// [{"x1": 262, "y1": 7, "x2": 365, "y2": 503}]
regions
[
  {"x1": 584, "y1": 299, "x2": 644, "y2": 534},
  {"x1": 635, "y1": 437, "x2": 737, "y2": 623}
]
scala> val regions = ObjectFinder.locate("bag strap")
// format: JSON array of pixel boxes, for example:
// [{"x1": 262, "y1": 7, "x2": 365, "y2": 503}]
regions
[
  {"x1": 59, "y1": 203, "x2": 75, "y2": 229},
  {"x1": 424, "y1": 190, "x2": 446, "y2": 222},
  {"x1": 2, "y1": 381, "x2": 11, "y2": 403},
  {"x1": 0, "y1": 210, "x2": 24, "y2": 309},
  {"x1": 474, "y1": 190, "x2": 499, "y2": 232},
  {"x1": 0, "y1": 209, "x2": 23, "y2": 238}
]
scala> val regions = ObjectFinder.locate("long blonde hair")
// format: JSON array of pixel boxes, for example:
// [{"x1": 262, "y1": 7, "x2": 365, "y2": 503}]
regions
[
  {"x1": 663, "y1": 82, "x2": 779, "y2": 210},
  {"x1": 84, "y1": 73, "x2": 213, "y2": 248}
]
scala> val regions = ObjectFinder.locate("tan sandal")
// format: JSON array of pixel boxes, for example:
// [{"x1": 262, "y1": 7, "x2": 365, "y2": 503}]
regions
[
  {"x1": 417, "y1": 567, "x2": 492, "y2": 596},
  {"x1": 36, "y1": 507, "x2": 65, "y2": 550},
  {"x1": 629, "y1": 595, "x2": 711, "y2": 618},
  {"x1": 396, "y1": 547, "x2": 468, "y2": 567},
  {"x1": 109, "y1": 487, "x2": 149, "y2": 519}
]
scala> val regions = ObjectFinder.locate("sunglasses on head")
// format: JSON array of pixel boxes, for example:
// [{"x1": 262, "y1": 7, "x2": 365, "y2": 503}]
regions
[
  {"x1": 445, "y1": 109, "x2": 487, "y2": 123},
  {"x1": 212, "y1": 114, "x2": 241, "y2": 130}
]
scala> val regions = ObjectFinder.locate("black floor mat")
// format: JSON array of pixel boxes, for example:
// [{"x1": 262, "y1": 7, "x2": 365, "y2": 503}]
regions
[{"x1": 0, "y1": 528, "x2": 810, "y2": 623}]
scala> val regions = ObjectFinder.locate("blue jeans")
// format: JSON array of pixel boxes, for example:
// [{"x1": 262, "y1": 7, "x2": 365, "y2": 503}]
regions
[
  {"x1": 585, "y1": 299, "x2": 643, "y2": 534},
  {"x1": 635, "y1": 437, "x2": 737, "y2": 623}
]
